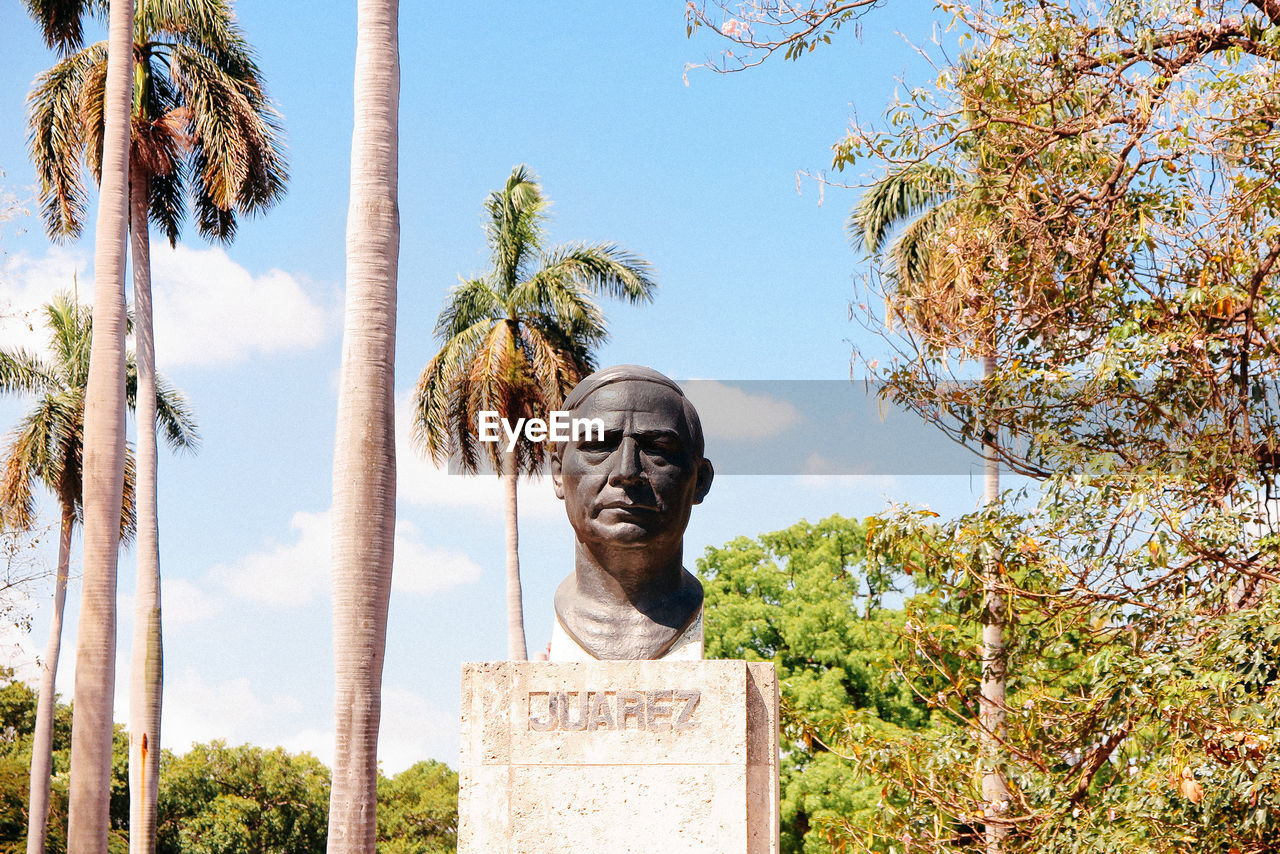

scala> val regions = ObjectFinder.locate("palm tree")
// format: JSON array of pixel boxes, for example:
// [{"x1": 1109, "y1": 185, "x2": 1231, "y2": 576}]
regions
[
  {"x1": 412, "y1": 165, "x2": 656, "y2": 661},
  {"x1": 24, "y1": 0, "x2": 134, "y2": 850},
  {"x1": 326, "y1": 1, "x2": 398, "y2": 852},
  {"x1": 0, "y1": 293, "x2": 198, "y2": 854},
  {"x1": 26, "y1": 5, "x2": 286, "y2": 851},
  {"x1": 850, "y1": 163, "x2": 1010, "y2": 852}
]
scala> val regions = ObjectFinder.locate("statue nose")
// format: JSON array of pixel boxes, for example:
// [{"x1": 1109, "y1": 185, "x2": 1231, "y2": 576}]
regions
[{"x1": 610, "y1": 436, "x2": 643, "y2": 484}]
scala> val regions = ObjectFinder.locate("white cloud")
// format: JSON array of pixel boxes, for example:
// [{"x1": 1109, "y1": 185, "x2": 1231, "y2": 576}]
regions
[
  {"x1": 392, "y1": 521, "x2": 482, "y2": 595},
  {"x1": 683, "y1": 380, "x2": 801, "y2": 440},
  {"x1": 376, "y1": 685, "x2": 460, "y2": 772},
  {"x1": 163, "y1": 667, "x2": 304, "y2": 753},
  {"x1": 0, "y1": 244, "x2": 335, "y2": 369},
  {"x1": 209, "y1": 509, "x2": 483, "y2": 607},
  {"x1": 208, "y1": 510, "x2": 330, "y2": 605},
  {"x1": 794, "y1": 471, "x2": 901, "y2": 491},
  {"x1": 800, "y1": 451, "x2": 871, "y2": 476},
  {"x1": 0, "y1": 246, "x2": 89, "y2": 354},
  {"x1": 280, "y1": 727, "x2": 334, "y2": 766},
  {"x1": 161, "y1": 578, "x2": 226, "y2": 627},
  {"x1": 149, "y1": 244, "x2": 334, "y2": 368}
]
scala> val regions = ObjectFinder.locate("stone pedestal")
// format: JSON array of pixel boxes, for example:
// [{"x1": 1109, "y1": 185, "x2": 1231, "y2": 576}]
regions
[{"x1": 457, "y1": 660, "x2": 779, "y2": 853}]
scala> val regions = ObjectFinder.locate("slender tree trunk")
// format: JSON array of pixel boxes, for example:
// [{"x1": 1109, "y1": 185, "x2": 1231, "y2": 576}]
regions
[
  {"x1": 127, "y1": 176, "x2": 162, "y2": 854},
  {"x1": 68, "y1": 0, "x2": 132, "y2": 851},
  {"x1": 25, "y1": 507, "x2": 73, "y2": 854},
  {"x1": 501, "y1": 449, "x2": 527, "y2": 660},
  {"x1": 980, "y1": 351, "x2": 1009, "y2": 854},
  {"x1": 327, "y1": 2, "x2": 399, "y2": 852}
]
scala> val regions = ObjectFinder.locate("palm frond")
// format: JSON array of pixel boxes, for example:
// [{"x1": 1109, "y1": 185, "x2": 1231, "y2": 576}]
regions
[
  {"x1": 21, "y1": 0, "x2": 106, "y2": 55},
  {"x1": 190, "y1": 155, "x2": 238, "y2": 241},
  {"x1": 0, "y1": 349, "x2": 55, "y2": 396},
  {"x1": 148, "y1": 158, "x2": 188, "y2": 246},
  {"x1": 519, "y1": 321, "x2": 589, "y2": 413},
  {"x1": 848, "y1": 162, "x2": 960, "y2": 257},
  {"x1": 131, "y1": 95, "x2": 188, "y2": 208},
  {"x1": 524, "y1": 311, "x2": 598, "y2": 372},
  {"x1": 1, "y1": 427, "x2": 42, "y2": 531},
  {"x1": 26, "y1": 42, "x2": 106, "y2": 239},
  {"x1": 118, "y1": 442, "x2": 137, "y2": 544},
  {"x1": 412, "y1": 319, "x2": 493, "y2": 469},
  {"x1": 169, "y1": 42, "x2": 287, "y2": 233},
  {"x1": 139, "y1": 0, "x2": 257, "y2": 84},
  {"x1": 44, "y1": 291, "x2": 92, "y2": 387},
  {"x1": 433, "y1": 277, "x2": 501, "y2": 341},
  {"x1": 469, "y1": 321, "x2": 522, "y2": 418},
  {"x1": 534, "y1": 242, "x2": 656, "y2": 304},
  {"x1": 887, "y1": 199, "x2": 959, "y2": 297},
  {"x1": 168, "y1": 43, "x2": 254, "y2": 208},
  {"x1": 122, "y1": 354, "x2": 200, "y2": 454},
  {"x1": 468, "y1": 321, "x2": 530, "y2": 471},
  {"x1": 485, "y1": 165, "x2": 547, "y2": 290},
  {"x1": 509, "y1": 272, "x2": 607, "y2": 344},
  {"x1": 79, "y1": 42, "x2": 110, "y2": 185},
  {"x1": 152, "y1": 372, "x2": 201, "y2": 452}
]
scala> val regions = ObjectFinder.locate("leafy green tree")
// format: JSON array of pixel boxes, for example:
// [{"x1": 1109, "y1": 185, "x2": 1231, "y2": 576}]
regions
[
  {"x1": 376, "y1": 761, "x2": 458, "y2": 854},
  {"x1": 157, "y1": 742, "x2": 329, "y2": 854},
  {"x1": 0, "y1": 667, "x2": 128, "y2": 854},
  {"x1": 699, "y1": 515, "x2": 932, "y2": 853},
  {"x1": 0, "y1": 294, "x2": 197, "y2": 854},
  {"x1": 413, "y1": 164, "x2": 656, "y2": 660}
]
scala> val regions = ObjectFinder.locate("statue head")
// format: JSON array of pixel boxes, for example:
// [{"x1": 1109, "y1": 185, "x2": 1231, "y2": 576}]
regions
[
  {"x1": 549, "y1": 365, "x2": 714, "y2": 660},
  {"x1": 551, "y1": 365, "x2": 714, "y2": 559}
]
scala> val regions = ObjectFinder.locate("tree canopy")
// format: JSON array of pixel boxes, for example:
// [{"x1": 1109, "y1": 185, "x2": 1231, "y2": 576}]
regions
[{"x1": 699, "y1": 515, "x2": 933, "y2": 853}]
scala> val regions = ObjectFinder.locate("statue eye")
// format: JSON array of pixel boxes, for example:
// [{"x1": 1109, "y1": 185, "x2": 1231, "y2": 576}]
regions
[
  {"x1": 640, "y1": 435, "x2": 682, "y2": 456},
  {"x1": 577, "y1": 435, "x2": 618, "y2": 454}
]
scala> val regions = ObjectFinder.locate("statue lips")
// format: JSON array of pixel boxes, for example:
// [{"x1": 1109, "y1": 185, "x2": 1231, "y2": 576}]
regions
[{"x1": 596, "y1": 498, "x2": 662, "y2": 529}]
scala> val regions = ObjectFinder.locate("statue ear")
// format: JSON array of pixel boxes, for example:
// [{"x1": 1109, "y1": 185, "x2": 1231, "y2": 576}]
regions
[
  {"x1": 551, "y1": 448, "x2": 565, "y2": 499},
  {"x1": 692, "y1": 458, "x2": 714, "y2": 504}
]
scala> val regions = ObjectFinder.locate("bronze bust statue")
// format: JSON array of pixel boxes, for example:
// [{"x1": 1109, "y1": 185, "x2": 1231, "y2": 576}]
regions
[{"x1": 549, "y1": 365, "x2": 714, "y2": 660}]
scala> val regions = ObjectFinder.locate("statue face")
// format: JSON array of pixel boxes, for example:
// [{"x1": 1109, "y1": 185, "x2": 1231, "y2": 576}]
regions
[{"x1": 552, "y1": 380, "x2": 713, "y2": 550}]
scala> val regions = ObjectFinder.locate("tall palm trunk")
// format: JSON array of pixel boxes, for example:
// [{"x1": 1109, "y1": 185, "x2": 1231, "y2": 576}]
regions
[
  {"x1": 501, "y1": 449, "x2": 527, "y2": 660},
  {"x1": 127, "y1": 174, "x2": 162, "y2": 854},
  {"x1": 68, "y1": 0, "x2": 133, "y2": 851},
  {"x1": 25, "y1": 507, "x2": 73, "y2": 854},
  {"x1": 980, "y1": 351, "x2": 1008, "y2": 854},
  {"x1": 327, "y1": 1, "x2": 399, "y2": 852}
]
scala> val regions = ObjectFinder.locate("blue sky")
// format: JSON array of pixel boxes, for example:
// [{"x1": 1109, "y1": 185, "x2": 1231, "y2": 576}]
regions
[{"x1": 0, "y1": 2, "x2": 993, "y2": 771}]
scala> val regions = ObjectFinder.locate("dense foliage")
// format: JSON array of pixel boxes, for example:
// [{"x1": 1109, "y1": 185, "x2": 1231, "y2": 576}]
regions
[
  {"x1": 699, "y1": 515, "x2": 932, "y2": 853},
  {"x1": 376, "y1": 761, "x2": 458, "y2": 854},
  {"x1": 0, "y1": 671, "x2": 458, "y2": 853},
  {"x1": 0, "y1": 669, "x2": 127, "y2": 854}
]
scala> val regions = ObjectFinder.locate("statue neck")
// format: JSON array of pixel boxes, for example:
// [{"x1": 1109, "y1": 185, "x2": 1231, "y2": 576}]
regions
[{"x1": 553, "y1": 538, "x2": 703, "y2": 660}]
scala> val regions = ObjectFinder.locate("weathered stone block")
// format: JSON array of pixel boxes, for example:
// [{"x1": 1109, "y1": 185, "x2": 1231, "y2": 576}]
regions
[{"x1": 458, "y1": 660, "x2": 779, "y2": 853}]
